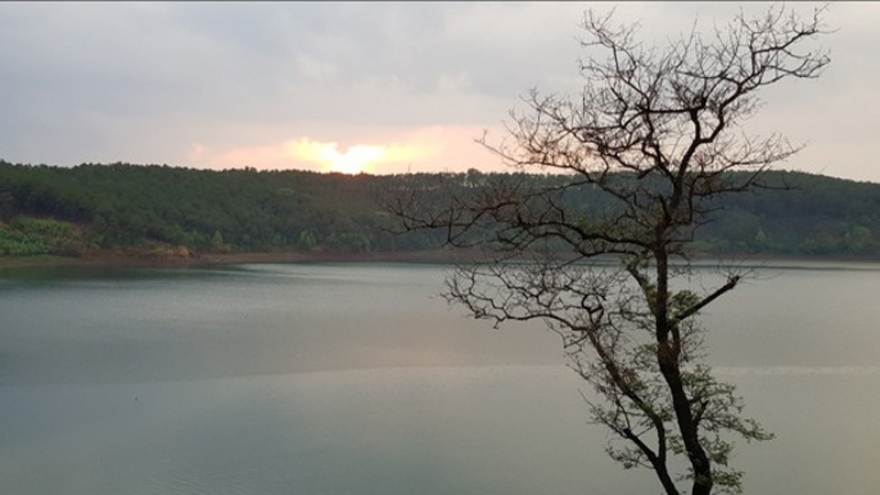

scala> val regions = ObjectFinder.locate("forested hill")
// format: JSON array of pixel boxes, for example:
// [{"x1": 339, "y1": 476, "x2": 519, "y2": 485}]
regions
[{"x1": 1, "y1": 160, "x2": 879, "y2": 259}]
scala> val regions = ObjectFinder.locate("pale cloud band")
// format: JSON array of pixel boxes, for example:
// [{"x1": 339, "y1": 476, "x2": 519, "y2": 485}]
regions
[
  {"x1": 283, "y1": 138, "x2": 421, "y2": 174},
  {"x1": 188, "y1": 125, "x2": 497, "y2": 175}
]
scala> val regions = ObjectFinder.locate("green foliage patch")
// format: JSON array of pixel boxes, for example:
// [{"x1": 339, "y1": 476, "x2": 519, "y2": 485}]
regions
[
  {"x1": 0, "y1": 216, "x2": 93, "y2": 256},
  {"x1": 0, "y1": 161, "x2": 878, "y2": 258}
]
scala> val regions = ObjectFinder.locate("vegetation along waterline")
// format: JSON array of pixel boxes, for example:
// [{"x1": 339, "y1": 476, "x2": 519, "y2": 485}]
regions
[{"x1": 2, "y1": 161, "x2": 880, "y2": 268}]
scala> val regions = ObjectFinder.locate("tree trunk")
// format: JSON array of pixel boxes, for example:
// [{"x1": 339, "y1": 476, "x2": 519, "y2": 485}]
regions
[{"x1": 656, "y1": 251, "x2": 713, "y2": 495}]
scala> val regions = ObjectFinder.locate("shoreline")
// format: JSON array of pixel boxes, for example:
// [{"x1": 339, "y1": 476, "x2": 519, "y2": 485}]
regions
[
  {"x1": 2, "y1": 249, "x2": 879, "y2": 272},
  {"x1": 0, "y1": 250, "x2": 470, "y2": 271}
]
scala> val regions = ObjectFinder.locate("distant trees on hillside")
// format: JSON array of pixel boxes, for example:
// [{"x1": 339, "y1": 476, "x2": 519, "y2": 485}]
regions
[{"x1": 0, "y1": 160, "x2": 878, "y2": 258}]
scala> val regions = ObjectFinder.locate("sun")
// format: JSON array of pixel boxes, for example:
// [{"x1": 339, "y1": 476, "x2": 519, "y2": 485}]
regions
[
  {"x1": 323, "y1": 145, "x2": 386, "y2": 175},
  {"x1": 285, "y1": 138, "x2": 424, "y2": 175}
]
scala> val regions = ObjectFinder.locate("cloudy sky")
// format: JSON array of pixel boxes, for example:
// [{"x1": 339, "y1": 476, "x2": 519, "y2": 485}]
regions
[{"x1": 1, "y1": 2, "x2": 878, "y2": 181}]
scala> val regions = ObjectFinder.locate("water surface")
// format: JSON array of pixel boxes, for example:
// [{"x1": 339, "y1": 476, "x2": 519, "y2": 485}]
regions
[{"x1": 0, "y1": 261, "x2": 878, "y2": 494}]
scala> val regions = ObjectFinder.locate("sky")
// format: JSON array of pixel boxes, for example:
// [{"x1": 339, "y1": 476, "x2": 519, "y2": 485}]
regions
[{"x1": 1, "y1": 2, "x2": 878, "y2": 182}]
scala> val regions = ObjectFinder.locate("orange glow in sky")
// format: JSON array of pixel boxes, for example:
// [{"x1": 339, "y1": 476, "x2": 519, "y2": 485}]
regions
[
  {"x1": 283, "y1": 138, "x2": 429, "y2": 174},
  {"x1": 193, "y1": 127, "x2": 496, "y2": 175},
  {"x1": 283, "y1": 139, "x2": 386, "y2": 174}
]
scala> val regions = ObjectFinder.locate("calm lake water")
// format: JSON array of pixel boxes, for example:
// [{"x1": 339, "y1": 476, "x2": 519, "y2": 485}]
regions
[{"x1": 0, "y1": 261, "x2": 878, "y2": 494}]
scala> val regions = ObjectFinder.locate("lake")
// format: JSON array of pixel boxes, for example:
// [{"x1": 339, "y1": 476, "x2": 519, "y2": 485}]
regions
[{"x1": 0, "y1": 261, "x2": 878, "y2": 494}]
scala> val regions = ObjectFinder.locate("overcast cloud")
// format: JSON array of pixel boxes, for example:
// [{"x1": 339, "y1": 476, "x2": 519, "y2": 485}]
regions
[{"x1": 0, "y1": 2, "x2": 878, "y2": 181}]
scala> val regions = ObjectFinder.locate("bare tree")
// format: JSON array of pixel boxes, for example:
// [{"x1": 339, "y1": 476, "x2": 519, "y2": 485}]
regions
[{"x1": 384, "y1": 5, "x2": 829, "y2": 495}]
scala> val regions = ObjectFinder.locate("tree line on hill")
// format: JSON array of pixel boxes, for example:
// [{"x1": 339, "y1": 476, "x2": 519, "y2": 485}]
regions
[{"x1": 0, "y1": 160, "x2": 878, "y2": 259}]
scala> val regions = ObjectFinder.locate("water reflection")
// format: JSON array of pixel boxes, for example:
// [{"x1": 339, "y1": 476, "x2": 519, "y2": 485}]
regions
[{"x1": 0, "y1": 262, "x2": 878, "y2": 495}]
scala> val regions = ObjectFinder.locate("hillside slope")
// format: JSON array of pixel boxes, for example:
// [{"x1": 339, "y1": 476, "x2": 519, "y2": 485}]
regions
[{"x1": 1, "y1": 161, "x2": 878, "y2": 259}]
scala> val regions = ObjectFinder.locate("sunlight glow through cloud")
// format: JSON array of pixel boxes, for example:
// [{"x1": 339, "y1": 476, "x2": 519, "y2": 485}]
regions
[
  {"x1": 187, "y1": 124, "x2": 508, "y2": 175},
  {"x1": 197, "y1": 135, "x2": 445, "y2": 174},
  {"x1": 285, "y1": 139, "x2": 391, "y2": 174},
  {"x1": 198, "y1": 126, "x2": 508, "y2": 174}
]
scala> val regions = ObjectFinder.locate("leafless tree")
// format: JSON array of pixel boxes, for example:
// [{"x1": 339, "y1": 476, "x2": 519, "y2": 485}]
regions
[{"x1": 384, "y1": 5, "x2": 829, "y2": 495}]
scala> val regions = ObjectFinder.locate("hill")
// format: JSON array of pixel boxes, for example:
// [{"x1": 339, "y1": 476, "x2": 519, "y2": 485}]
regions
[{"x1": 0, "y1": 161, "x2": 878, "y2": 261}]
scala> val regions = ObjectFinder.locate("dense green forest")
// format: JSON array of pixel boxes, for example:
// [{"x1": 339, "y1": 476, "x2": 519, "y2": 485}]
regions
[{"x1": 1, "y1": 160, "x2": 879, "y2": 259}]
